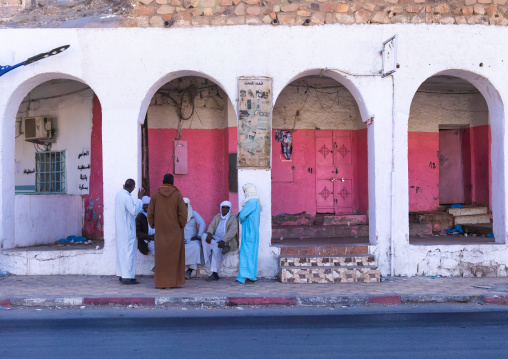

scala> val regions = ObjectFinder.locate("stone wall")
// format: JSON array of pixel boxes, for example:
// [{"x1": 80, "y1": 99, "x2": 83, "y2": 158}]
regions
[{"x1": 135, "y1": 0, "x2": 508, "y2": 27}]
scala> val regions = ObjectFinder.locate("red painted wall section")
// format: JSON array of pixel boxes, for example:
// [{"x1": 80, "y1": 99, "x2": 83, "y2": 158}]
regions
[
  {"x1": 470, "y1": 125, "x2": 491, "y2": 208},
  {"x1": 272, "y1": 129, "x2": 316, "y2": 215},
  {"x1": 356, "y1": 128, "x2": 368, "y2": 214},
  {"x1": 462, "y1": 128, "x2": 473, "y2": 205},
  {"x1": 82, "y1": 95, "x2": 104, "y2": 239},
  {"x1": 408, "y1": 132, "x2": 439, "y2": 212},
  {"x1": 148, "y1": 128, "x2": 231, "y2": 224},
  {"x1": 271, "y1": 129, "x2": 368, "y2": 216},
  {"x1": 408, "y1": 125, "x2": 491, "y2": 212},
  {"x1": 226, "y1": 126, "x2": 238, "y2": 215}
]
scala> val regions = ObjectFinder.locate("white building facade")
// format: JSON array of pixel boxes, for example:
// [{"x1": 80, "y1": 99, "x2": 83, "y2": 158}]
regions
[{"x1": 1, "y1": 25, "x2": 507, "y2": 277}]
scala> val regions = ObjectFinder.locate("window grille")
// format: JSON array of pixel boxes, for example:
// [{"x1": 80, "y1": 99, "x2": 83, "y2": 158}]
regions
[{"x1": 35, "y1": 151, "x2": 66, "y2": 193}]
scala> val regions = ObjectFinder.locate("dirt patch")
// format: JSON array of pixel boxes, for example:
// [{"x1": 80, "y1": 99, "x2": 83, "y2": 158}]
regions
[{"x1": 1, "y1": 0, "x2": 137, "y2": 28}]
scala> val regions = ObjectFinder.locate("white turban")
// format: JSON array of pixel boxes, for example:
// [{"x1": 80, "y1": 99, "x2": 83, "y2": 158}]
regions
[
  {"x1": 141, "y1": 196, "x2": 150, "y2": 216},
  {"x1": 183, "y1": 197, "x2": 193, "y2": 223},
  {"x1": 241, "y1": 183, "x2": 260, "y2": 207},
  {"x1": 220, "y1": 200, "x2": 233, "y2": 220}
]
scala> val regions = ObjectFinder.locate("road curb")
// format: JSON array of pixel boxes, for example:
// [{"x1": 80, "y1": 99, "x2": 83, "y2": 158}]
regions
[
  {"x1": 227, "y1": 297, "x2": 297, "y2": 306},
  {"x1": 0, "y1": 294, "x2": 505, "y2": 308},
  {"x1": 83, "y1": 297, "x2": 155, "y2": 306}
]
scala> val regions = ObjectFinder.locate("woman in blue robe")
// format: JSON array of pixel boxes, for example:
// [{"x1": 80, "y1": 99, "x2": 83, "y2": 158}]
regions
[{"x1": 236, "y1": 183, "x2": 261, "y2": 284}]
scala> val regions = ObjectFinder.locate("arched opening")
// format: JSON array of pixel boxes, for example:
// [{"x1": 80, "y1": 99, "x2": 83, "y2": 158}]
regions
[
  {"x1": 408, "y1": 75, "x2": 494, "y2": 244},
  {"x1": 142, "y1": 75, "x2": 238, "y2": 275},
  {"x1": 12, "y1": 79, "x2": 103, "y2": 248},
  {"x1": 271, "y1": 75, "x2": 369, "y2": 247}
]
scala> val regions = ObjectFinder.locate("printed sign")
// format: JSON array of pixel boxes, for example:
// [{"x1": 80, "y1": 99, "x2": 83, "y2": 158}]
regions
[{"x1": 237, "y1": 77, "x2": 272, "y2": 168}]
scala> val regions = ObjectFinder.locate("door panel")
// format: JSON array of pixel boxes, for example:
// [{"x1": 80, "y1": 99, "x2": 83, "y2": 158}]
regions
[
  {"x1": 334, "y1": 179, "x2": 353, "y2": 214},
  {"x1": 439, "y1": 129, "x2": 464, "y2": 204},
  {"x1": 316, "y1": 132, "x2": 334, "y2": 213}
]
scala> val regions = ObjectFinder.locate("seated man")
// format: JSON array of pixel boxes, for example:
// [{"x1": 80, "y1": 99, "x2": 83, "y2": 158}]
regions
[
  {"x1": 201, "y1": 200, "x2": 238, "y2": 281},
  {"x1": 136, "y1": 196, "x2": 155, "y2": 259},
  {"x1": 183, "y1": 198, "x2": 206, "y2": 279}
]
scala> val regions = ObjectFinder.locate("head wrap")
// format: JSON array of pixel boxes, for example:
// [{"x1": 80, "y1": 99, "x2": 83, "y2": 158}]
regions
[
  {"x1": 241, "y1": 183, "x2": 260, "y2": 207},
  {"x1": 220, "y1": 200, "x2": 233, "y2": 220},
  {"x1": 183, "y1": 197, "x2": 193, "y2": 223},
  {"x1": 141, "y1": 196, "x2": 155, "y2": 235},
  {"x1": 141, "y1": 196, "x2": 151, "y2": 216}
]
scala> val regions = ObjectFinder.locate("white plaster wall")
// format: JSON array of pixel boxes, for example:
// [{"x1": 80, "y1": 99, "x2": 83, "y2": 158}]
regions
[
  {"x1": 15, "y1": 194, "x2": 83, "y2": 247},
  {"x1": 14, "y1": 81, "x2": 93, "y2": 195},
  {"x1": 147, "y1": 76, "x2": 231, "y2": 130},
  {"x1": 409, "y1": 92, "x2": 488, "y2": 132},
  {"x1": 273, "y1": 77, "x2": 363, "y2": 130},
  {"x1": 0, "y1": 25, "x2": 507, "y2": 277}
]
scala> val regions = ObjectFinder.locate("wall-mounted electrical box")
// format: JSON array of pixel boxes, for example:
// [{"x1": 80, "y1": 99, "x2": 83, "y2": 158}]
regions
[
  {"x1": 25, "y1": 116, "x2": 53, "y2": 141},
  {"x1": 174, "y1": 140, "x2": 188, "y2": 174}
]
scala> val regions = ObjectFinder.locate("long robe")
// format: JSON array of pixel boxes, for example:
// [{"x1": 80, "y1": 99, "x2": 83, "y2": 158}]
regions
[
  {"x1": 236, "y1": 198, "x2": 261, "y2": 283},
  {"x1": 147, "y1": 184, "x2": 187, "y2": 288},
  {"x1": 115, "y1": 189, "x2": 143, "y2": 279},
  {"x1": 184, "y1": 211, "x2": 206, "y2": 269}
]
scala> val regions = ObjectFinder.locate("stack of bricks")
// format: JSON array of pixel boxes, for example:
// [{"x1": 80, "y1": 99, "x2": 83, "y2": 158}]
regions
[{"x1": 135, "y1": 0, "x2": 508, "y2": 27}]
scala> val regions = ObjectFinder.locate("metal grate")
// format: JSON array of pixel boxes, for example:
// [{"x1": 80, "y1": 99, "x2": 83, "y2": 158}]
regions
[{"x1": 35, "y1": 151, "x2": 66, "y2": 193}]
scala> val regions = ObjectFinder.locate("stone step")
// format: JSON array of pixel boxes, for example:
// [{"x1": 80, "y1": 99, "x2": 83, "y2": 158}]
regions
[
  {"x1": 279, "y1": 245, "x2": 369, "y2": 256},
  {"x1": 448, "y1": 207, "x2": 488, "y2": 216},
  {"x1": 454, "y1": 214, "x2": 491, "y2": 225},
  {"x1": 272, "y1": 212, "x2": 313, "y2": 226},
  {"x1": 409, "y1": 211, "x2": 453, "y2": 232},
  {"x1": 272, "y1": 225, "x2": 369, "y2": 239},
  {"x1": 322, "y1": 214, "x2": 368, "y2": 226},
  {"x1": 409, "y1": 223, "x2": 433, "y2": 236},
  {"x1": 280, "y1": 254, "x2": 376, "y2": 267},
  {"x1": 280, "y1": 266, "x2": 380, "y2": 283}
]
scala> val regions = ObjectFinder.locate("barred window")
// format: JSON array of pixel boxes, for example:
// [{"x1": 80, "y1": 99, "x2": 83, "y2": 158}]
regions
[{"x1": 35, "y1": 151, "x2": 66, "y2": 193}]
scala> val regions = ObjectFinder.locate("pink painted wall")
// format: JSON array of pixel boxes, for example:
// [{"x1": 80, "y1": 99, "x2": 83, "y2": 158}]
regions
[
  {"x1": 148, "y1": 128, "x2": 237, "y2": 224},
  {"x1": 271, "y1": 129, "x2": 368, "y2": 216},
  {"x1": 408, "y1": 125, "x2": 491, "y2": 212},
  {"x1": 82, "y1": 95, "x2": 104, "y2": 239},
  {"x1": 469, "y1": 125, "x2": 491, "y2": 208},
  {"x1": 408, "y1": 132, "x2": 440, "y2": 212}
]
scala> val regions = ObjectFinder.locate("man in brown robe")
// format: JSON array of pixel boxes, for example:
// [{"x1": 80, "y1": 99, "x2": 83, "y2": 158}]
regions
[{"x1": 147, "y1": 173, "x2": 187, "y2": 288}]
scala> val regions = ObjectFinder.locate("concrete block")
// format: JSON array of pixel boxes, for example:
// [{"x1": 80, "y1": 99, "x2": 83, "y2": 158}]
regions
[
  {"x1": 454, "y1": 214, "x2": 491, "y2": 225},
  {"x1": 448, "y1": 207, "x2": 488, "y2": 216},
  {"x1": 409, "y1": 223, "x2": 432, "y2": 236}
]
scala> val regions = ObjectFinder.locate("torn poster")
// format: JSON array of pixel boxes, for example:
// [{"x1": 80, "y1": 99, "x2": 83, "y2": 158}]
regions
[
  {"x1": 237, "y1": 77, "x2": 272, "y2": 168},
  {"x1": 275, "y1": 130, "x2": 292, "y2": 160}
]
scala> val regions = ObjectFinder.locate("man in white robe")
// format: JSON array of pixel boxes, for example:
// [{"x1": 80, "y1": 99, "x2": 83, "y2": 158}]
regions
[
  {"x1": 115, "y1": 178, "x2": 144, "y2": 284},
  {"x1": 183, "y1": 198, "x2": 206, "y2": 279}
]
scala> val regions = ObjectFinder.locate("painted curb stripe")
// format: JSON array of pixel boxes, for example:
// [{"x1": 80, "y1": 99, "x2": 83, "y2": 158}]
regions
[
  {"x1": 83, "y1": 297, "x2": 155, "y2": 306},
  {"x1": 484, "y1": 296, "x2": 508, "y2": 305},
  {"x1": 226, "y1": 297, "x2": 297, "y2": 306},
  {"x1": 368, "y1": 296, "x2": 401, "y2": 304}
]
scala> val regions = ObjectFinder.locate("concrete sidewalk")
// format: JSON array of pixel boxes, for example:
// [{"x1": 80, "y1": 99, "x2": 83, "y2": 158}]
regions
[{"x1": 1, "y1": 275, "x2": 508, "y2": 308}]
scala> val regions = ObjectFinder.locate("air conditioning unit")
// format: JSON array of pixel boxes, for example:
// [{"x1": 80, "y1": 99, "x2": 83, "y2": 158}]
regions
[{"x1": 24, "y1": 116, "x2": 52, "y2": 141}]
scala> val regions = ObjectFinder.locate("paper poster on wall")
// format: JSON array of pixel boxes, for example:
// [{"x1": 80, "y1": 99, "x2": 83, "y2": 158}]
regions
[{"x1": 237, "y1": 77, "x2": 272, "y2": 168}]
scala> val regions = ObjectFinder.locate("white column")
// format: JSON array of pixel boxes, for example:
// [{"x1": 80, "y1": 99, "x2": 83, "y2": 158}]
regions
[
  {"x1": 0, "y1": 89, "x2": 17, "y2": 250},
  {"x1": 238, "y1": 169, "x2": 278, "y2": 278},
  {"x1": 101, "y1": 104, "x2": 142, "y2": 265},
  {"x1": 357, "y1": 77, "x2": 394, "y2": 276}
]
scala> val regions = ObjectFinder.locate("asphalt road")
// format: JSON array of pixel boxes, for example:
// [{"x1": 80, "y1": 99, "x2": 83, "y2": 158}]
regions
[{"x1": 1, "y1": 307, "x2": 508, "y2": 358}]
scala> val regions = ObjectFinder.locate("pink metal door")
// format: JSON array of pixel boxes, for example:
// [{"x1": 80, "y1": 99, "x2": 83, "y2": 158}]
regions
[
  {"x1": 439, "y1": 129, "x2": 464, "y2": 204},
  {"x1": 316, "y1": 131, "x2": 335, "y2": 213},
  {"x1": 333, "y1": 131, "x2": 354, "y2": 214}
]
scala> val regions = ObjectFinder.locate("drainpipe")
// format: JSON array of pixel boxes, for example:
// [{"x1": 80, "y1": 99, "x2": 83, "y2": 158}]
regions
[{"x1": 390, "y1": 75, "x2": 396, "y2": 277}]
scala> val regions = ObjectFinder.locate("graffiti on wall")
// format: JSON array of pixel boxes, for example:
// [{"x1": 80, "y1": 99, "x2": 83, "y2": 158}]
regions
[{"x1": 237, "y1": 77, "x2": 272, "y2": 168}]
